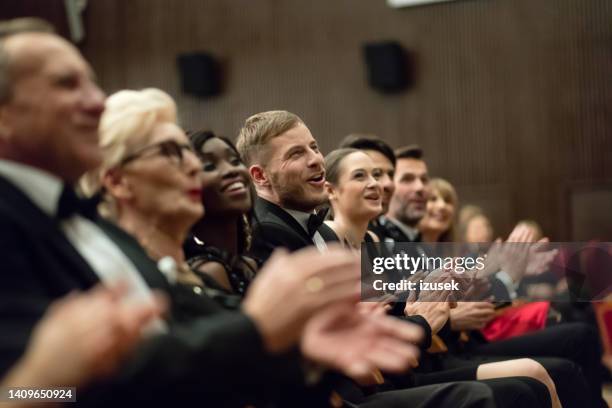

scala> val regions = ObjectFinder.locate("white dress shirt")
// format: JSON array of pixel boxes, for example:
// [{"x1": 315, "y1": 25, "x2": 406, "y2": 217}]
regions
[
  {"x1": 285, "y1": 209, "x2": 328, "y2": 253},
  {"x1": 385, "y1": 217, "x2": 420, "y2": 242},
  {"x1": 0, "y1": 159, "x2": 166, "y2": 332}
]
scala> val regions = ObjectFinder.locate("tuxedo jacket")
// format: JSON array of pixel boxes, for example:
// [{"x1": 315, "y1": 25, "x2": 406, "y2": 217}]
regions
[
  {"x1": 0, "y1": 176, "x2": 319, "y2": 406},
  {"x1": 250, "y1": 196, "x2": 339, "y2": 262},
  {"x1": 250, "y1": 197, "x2": 433, "y2": 350}
]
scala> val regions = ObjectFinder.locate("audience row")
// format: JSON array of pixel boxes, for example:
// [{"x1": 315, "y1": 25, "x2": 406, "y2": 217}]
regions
[{"x1": 0, "y1": 17, "x2": 606, "y2": 408}]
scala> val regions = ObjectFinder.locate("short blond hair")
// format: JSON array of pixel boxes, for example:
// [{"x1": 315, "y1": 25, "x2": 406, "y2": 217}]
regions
[
  {"x1": 236, "y1": 110, "x2": 303, "y2": 166},
  {"x1": 80, "y1": 88, "x2": 177, "y2": 216}
]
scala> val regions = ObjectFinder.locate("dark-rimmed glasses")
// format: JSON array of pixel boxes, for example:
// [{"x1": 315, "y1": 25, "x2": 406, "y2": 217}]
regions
[{"x1": 120, "y1": 140, "x2": 195, "y2": 167}]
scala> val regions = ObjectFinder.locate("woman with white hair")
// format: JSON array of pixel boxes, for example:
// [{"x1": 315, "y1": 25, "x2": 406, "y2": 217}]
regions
[
  {"x1": 80, "y1": 88, "x2": 448, "y2": 408},
  {"x1": 81, "y1": 88, "x2": 216, "y2": 311}
]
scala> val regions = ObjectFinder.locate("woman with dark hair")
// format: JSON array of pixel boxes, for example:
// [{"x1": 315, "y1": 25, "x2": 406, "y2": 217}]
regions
[
  {"x1": 323, "y1": 148, "x2": 383, "y2": 249},
  {"x1": 79, "y1": 88, "x2": 440, "y2": 408},
  {"x1": 322, "y1": 150, "x2": 570, "y2": 408},
  {"x1": 80, "y1": 88, "x2": 243, "y2": 316},
  {"x1": 184, "y1": 130, "x2": 257, "y2": 297}
]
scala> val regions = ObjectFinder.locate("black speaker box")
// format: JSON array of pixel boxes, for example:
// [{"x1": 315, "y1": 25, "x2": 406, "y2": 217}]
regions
[
  {"x1": 363, "y1": 41, "x2": 411, "y2": 93},
  {"x1": 177, "y1": 53, "x2": 221, "y2": 97}
]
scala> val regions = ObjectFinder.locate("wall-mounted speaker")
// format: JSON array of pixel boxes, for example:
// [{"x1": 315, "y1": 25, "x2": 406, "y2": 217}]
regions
[
  {"x1": 362, "y1": 41, "x2": 412, "y2": 93},
  {"x1": 177, "y1": 52, "x2": 221, "y2": 98},
  {"x1": 64, "y1": 0, "x2": 87, "y2": 43}
]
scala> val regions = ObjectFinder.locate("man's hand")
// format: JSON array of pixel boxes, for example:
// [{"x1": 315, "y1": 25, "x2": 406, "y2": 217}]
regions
[
  {"x1": 242, "y1": 245, "x2": 360, "y2": 353},
  {"x1": 461, "y1": 270, "x2": 492, "y2": 301},
  {"x1": 450, "y1": 301, "x2": 496, "y2": 331},
  {"x1": 525, "y1": 238, "x2": 558, "y2": 277},
  {"x1": 480, "y1": 224, "x2": 540, "y2": 282},
  {"x1": 301, "y1": 303, "x2": 422, "y2": 384},
  {"x1": 403, "y1": 269, "x2": 458, "y2": 334},
  {"x1": 4, "y1": 284, "x2": 166, "y2": 388},
  {"x1": 404, "y1": 301, "x2": 451, "y2": 335},
  {"x1": 357, "y1": 296, "x2": 393, "y2": 317},
  {"x1": 498, "y1": 224, "x2": 535, "y2": 282}
]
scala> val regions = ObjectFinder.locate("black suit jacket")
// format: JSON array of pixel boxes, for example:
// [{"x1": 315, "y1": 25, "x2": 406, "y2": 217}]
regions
[
  {"x1": 250, "y1": 196, "x2": 339, "y2": 262},
  {"x1": 250, "y1": 197, "x2": 433, "y2": 349},
  {"x1": 0, "y1": 176, "x2": 316, "y2": 406}
]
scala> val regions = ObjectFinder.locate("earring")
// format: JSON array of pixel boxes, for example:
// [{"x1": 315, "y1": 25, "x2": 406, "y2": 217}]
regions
[{"x1": 242, "y1": 213, "x2": 252, "y2": 251}]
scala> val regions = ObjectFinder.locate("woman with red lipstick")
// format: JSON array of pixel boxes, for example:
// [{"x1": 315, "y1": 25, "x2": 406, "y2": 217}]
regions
[
  {"x1": 83, "y1": 89, "x2": 203, "y2": 260},
  {"x1": 323, "y1": 148, "x2": 384, "y2": 249},
  {"x1": 80, "y1": 89, "x2": 239, "y2": 313},
  {"x1": 184, "y1": 130, "x2": 257, "y2": 297},
  {"x1": 77, "y1": 88, "x2": 444, "y2": 407}
]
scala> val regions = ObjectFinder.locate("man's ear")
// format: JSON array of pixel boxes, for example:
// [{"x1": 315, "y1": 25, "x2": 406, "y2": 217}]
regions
[
  {"x1": 102, "y1": 168, "x2": 133, "y2": 201},
  {"x1": 325, "y1": 181, "x2": 336, "y2": 202},
  {"x1": 249, "y1": 164, "x2": 269, "y2": 187},
  {"x1": 0, "y1": 106, "x2": 13, "y2": 143}
]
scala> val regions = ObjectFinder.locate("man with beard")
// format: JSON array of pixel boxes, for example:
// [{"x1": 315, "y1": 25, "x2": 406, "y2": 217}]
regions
[
  {"x1": 237, "y1": 110, "x2": 339, "y2": 261},
  {"x1": 0, "y1": 20, "x2": 442, "y2": 408},
  {"x1": 383, "y1": 147, "x2": 605, "y2": 408},
  {"x1": 385, "y1": 145, "x2": 429, "y2": 243},
  {"x1": 237, "y1": 112, "x2": 553, "y2": 408}
]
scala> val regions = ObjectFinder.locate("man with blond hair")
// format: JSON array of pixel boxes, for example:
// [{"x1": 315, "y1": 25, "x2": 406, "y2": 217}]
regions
[
  {"x1": 237, "y1": 110, "x2": 339, "y2": 261},
  {"x1": 0, "y1": 18, "x2": 444, "y2": 408},
  {"x1": 236, "y1": 111, "x2": 565, "y2": 408}
]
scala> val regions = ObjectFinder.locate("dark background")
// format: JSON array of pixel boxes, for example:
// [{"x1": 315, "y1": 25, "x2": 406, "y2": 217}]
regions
[{"x1": 2, "y1": 0, "x2": 611, "y2": 241}]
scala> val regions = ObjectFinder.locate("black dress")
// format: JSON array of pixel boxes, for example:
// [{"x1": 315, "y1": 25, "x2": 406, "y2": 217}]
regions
[{"x1": 184, "y1": 235, "x2": 257, "y2": 298}]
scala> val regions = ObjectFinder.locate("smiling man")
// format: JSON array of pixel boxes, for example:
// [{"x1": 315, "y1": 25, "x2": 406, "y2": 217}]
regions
[
  {"x1": 237, "y1": 110, "x2": 339, "y2": 261},
  {"x1": 387, "y1": 145, "x2": 430, "y2": 242},
  {"x1": 0, "y1": 20, "x2": 427, "y2": 408}
]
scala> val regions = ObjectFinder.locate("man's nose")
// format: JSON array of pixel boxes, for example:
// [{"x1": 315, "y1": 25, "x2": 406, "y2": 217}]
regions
[
  {"x1": 307, "y1": 149, "x2": 324, "y2": 168},
  {"x1": 414, "y1": 178, "x2": 425, "y2": 192},
  {"x1": 382, "y1": 176, "x2": 394, "y2": 193},
  {"x1": 83, "y1": 83, "x2": 106, "y2": 117}
]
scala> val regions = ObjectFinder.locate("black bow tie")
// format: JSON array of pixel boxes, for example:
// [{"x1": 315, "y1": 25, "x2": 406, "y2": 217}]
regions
[
  {"x1": 385, "y1": 222, "x2": 407, "y2": 242},
  {"x1": 56, "y1": 185, "x2": 100, "y2": 221},
  {"x1": 380, "y1": 220, "x2": 422, "y2": 243},
  {"x1": 307, "y1": 207, "x2": 329, "y2": 237}
]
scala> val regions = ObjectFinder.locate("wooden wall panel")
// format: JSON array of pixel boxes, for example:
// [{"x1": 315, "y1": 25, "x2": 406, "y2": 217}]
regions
[
  {"x1": 75, "y1": 0, "x2": 612, "y2": 240},
  {"x1": 571, "y1": 188, "x2": 612, "y2": 241},
  {"x1": 0, "y1": 0, "x2": 70, "y2": 38}
]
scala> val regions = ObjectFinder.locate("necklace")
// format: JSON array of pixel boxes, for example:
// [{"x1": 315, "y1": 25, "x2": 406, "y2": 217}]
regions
[{"x1": 341, "y1": 234, "x2": 361, "y2": 251}]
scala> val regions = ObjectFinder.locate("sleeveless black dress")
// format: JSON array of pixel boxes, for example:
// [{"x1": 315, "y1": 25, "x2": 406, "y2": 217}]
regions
[{"x1": 184, "y1": 235, "x2": 258, "y2": 298}]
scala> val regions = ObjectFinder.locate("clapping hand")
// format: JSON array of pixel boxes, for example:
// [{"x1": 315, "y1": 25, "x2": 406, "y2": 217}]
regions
[
  {"x1": 243, "y1": 245, "x2": 361, "y2": 353},
  {"x1": 3, "y1": 283, "x2": 166, "y2": 388},
  {"x1": 301, "y1": 302, "x2": 422, "y2": 384},
  {"x1": 450, "y1": 301, "x2": 496, "y2": 331}
]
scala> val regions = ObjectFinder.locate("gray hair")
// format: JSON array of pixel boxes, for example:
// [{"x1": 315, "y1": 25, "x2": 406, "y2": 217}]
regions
[{"x1": 0, "y1": 17, "x2": 55, "y2": 103}]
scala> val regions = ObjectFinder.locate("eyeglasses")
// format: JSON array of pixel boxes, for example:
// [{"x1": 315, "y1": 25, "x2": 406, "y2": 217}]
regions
[{"x1": 120, "y1": 140, "x2": 196, "y2": 167}]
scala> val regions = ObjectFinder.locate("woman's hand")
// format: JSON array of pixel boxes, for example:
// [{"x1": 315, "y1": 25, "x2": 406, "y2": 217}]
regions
[{"x1": 450, "y1": 301, "x2": 495, "y2": 331}]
